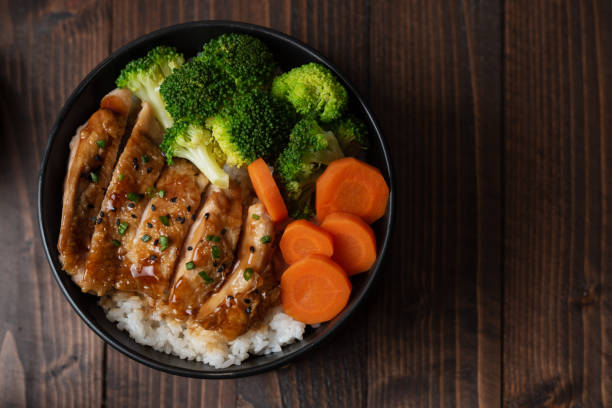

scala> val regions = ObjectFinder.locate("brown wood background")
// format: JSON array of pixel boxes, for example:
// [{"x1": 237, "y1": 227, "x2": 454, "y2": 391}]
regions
[{"x1": 1, "y1": 0, "x2": 611, "y2": 407}]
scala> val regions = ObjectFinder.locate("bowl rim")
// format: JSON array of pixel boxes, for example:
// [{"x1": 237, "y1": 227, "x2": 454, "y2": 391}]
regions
[{"x1": 37, "y1": 20, "x2": 395, "y2": 379}]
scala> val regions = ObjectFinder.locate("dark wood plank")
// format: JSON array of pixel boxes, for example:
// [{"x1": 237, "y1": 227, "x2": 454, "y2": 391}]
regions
[
  {"x1": 504, "y1": 1, "x2": 612, "y2": 406},
  {"x1": 0, "y1": 0, "x2": 113, "y2": 406},
  {"x1": 367, "y1": 1, "x2": 502, "y2": 407}
]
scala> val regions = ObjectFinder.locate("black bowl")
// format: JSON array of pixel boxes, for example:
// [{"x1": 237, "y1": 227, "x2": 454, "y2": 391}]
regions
[{"x1": 38, "y1": 21, "x2": 394, "y2": 379}]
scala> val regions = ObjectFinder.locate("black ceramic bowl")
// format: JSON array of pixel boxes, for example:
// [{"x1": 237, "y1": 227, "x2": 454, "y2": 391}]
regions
[{"x1": 38, "y1": 21, "x2": 394, "y2": 378}]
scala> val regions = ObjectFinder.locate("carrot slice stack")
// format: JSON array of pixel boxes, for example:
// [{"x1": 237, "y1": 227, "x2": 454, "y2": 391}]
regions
[
  {"x1": 280, "y1": 219, "x2": 334, "y2": 264},
  {"x1": 247, "y1": 158, "x2": 288, "y2": 222},
  {"x1": 281, "y1": 255, "x2": 352, "y2": 324},
  {"x1": 315, "y1": 157, "x2": 389, "y2": 223},
  {"x1": 320, "y1": 212, "x2": 377, "y2": 275}
]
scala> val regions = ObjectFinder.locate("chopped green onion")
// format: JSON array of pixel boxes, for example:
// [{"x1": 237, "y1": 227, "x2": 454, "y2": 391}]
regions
[
  {"x1": 141, "y1": 234, "x2": 151, "y2": 242},
  {"x1": 206, "y1": 234, "x2": 220, "y2": 242},
  {"x1": 260, "y1": 235, "x2": 271, "y2": 244},
  {"x1": 186, "y1": 261, "x2": 195, "y2": 270},
  {"x1": 127, "y1": 192, "x2": 141, "y2": 202},
  {"x1": 118, "y1": 173, "x2": 125, "y2": 181},
  {"x1": 243, "y1": 268, "x2": 253, "y2": 281},
  {"x1": 157, "y1": 190, "x2": 166, "y2": 198},
  {"x1": 142, "y1": 154, "x2": 150, "y2": 163},
  {"x1": 252, "y1": 214, "x2": 260, "y2": 220},
  {"x1": 159, "y1": 215, "x2": 170, "y2": 226},
  {"x1": 145, "y1": 186, "x2": 157, "y2": 198},
  {"x1": 160, "y1": 236, "x2": 169, "y2": 251},
  {"x1": 118, "y1": 221, "x2": 129, "y2": 235},
  {"x1": 90, "y1": 172, "x2": 99, "y2": 183},
  {"x1": 198, "y1": 271, "x2": 213, "y2": 284},
  {"x1": 211, "y1": 245, "x2": 221, "y2": 259},
  {"x1": 112, "y1": 239, "x2": 121, "y2": 247},
  {"x1": 96, "y1": 139, "x2": 107, "y2": 149}
]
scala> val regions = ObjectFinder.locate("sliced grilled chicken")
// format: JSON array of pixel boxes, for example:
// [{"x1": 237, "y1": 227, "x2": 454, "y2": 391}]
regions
[
  {"x1": 197, "y1": 202, "x2": 279, "y2": 339},
  {"x1": 168, "y1": 182, "x2": 242, "y2": 317},
  {"x1": 79, "y1": 103, "x2": 165, "y2": 295},
  {"x1": 114, "y1": 159, "x2": 209, "y2": 299},
  {"x1": 58, "y1": 89, "x2": 136, "y2": 281}
]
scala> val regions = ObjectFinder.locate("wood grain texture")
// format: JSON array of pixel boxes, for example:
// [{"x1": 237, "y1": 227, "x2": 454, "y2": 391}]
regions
[
  {"x1": 0, "y1": 0, "x2": 113, "y2": 406},
  {"x1": 367, "y1": 1, "x2": 502, "y2": 407},
  {"x1": 504, "y1": 1, "x2": 612, "y2": 407},
  {"x1": 2, "y1": 0, "x2": 611, "y2": 406}
]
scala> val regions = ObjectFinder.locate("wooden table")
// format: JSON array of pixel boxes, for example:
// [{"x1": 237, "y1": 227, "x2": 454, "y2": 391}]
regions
[{"x1": 1, "y1": 1, "x2": 611, "y2": 406}]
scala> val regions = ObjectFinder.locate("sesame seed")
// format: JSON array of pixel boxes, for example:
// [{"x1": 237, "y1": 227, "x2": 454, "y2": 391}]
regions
[
  {"x1": 187, "y1": 246, "x2": 193, "y2": 251},
  {"x1": 131, "y1": 214, "x2": 137, "y2": 219},
  {"x1": 132, "y1": 158, "x2": 139, "y2": 169},
  {"x1": 95, "y1": 218, "x2": 102, "y2": 224},
  {"x1": 204, "y1": 212, "x2": 210, "y2": 219},
  {"x1": 170, "y1": 197, "x2": 177, "y2": 203},
  {"x1": 116, "y1": 219, "x2": 121, "y2": 226},
  {"x1": 154, "y1": 239, "x2": 159, "y2": 246},
  {"x1": 99, "y1": 211, "x2": 104, "y2": 217},
  {"x1": 127, "y1": 203, "x2": 135, "y2": 209},
  {"x1": 147, "y1": 222, "x2": 153, "y2": 228},
  {"x1": 151, "y1": 204, "x2": 156, "y2": 211},
  {"x1": 150, "y1": 255, "x2": 157, "y2": 261},
  {"x1": 187, "y1": 205, "x2": 191, "y2": 212},
  {"x1": 146, "y1": 167, "x2": 152, "y2": 174},
  {"x1": 249, "y1": 246, "x2": 255, "y2": 253}
]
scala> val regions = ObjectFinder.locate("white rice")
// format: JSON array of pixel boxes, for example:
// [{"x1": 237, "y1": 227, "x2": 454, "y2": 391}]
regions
[{"x1": 101, "y1": 291, "x2": 305, "y2": 368}]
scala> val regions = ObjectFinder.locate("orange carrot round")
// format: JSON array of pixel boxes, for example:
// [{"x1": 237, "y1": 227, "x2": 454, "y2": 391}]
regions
[
  {"x1": 248, "y1": 158, "x2": 288, "y2": 222},
  {"x1": 315, "y1": 157, "x2": 389, "y2": 223},
  {"x1": 281, "y1": 255, "x2": 352, "y2": 324},
  {"x1": 280, "y1": 220, "x2": 334, "y2": 264},
  {"x1": 320, "y1": 212, "x2": 377, "y2": 275}
]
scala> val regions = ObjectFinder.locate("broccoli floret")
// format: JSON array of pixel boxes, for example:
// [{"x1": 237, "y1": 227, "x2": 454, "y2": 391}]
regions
[
  {"x1": 160, "y1": 119, "x2": 229, "y2": 187},
  {"x1": 116, "y1": 46, "x2": 184, "y2": 129},
  {"x1": 200, "y1": 33, "x2": 277, "y2": 88},
  {"x1": 206, "y1": 88, "x2": 295, "y2": 167},
  {"x1": 276, "y1": 118, "x2": 344, "y2": 218},
  {"x1": 159, "y1": 58, "x2": 235, "y2": 124},
  {"x1": 327, "y1": 115, "x2": 369, "y2": 156},
  {"x1": 271, "y1": 62, "x2": 348, "y2": 122}
]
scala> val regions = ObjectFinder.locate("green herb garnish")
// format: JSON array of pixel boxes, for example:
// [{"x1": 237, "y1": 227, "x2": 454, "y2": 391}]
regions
[
  {"x1": 211, "y1": 245, "x2": 221, "y2": 259},
  {"x1": 141, "y1": 234, "x2": 151, "y2": 242},
  {"x1": 118, "y1": 173, "x2": 125, "y2": 181},
  {"x1": 160, "y1": 236, "x2": 169, "y2": 251},
  {"x1": 243, "y1": 268, "x2": 253, "y2": 281},
  {"x1": 96, "y1": 139, "x2": 107, "y2": 149},
  {"x1": 157, "y1": 190, "x2": 166, "y2": 198},
  {"x1": 186, "y1": 261, "x2": 195, "y2": 270},
  {"x1": 90, "y1": 172, "x2": 99, "y2": 183},
  {"x1": 145, "y1": 186, "x2": 157, "y2": 198},
  {"x1": 127, "y1": 192, "x2": 141, "y2": 202},
  {"x1": 159, "y1": 215, "x2": 170, "y2": 226},
  {"x1": 142, "y1": 154, "x2": 150, "y2": 163},
  {"x1": 198, "y1": 271, "x2": 213, "y2": 284},
  {"x1": 252, "y1": 214, "x2": 260, "y2": 220},
  {"x1": 260, "y1": 235, "x2": 271, "y2": 244},
  {"x1": 118, "y1": 221, "x2": 129, "y2": 235},
  {"x1": 112, "y1": 239, "x2": 121, "y2": 247},
  {"x1": 206, "y1": 234, "x2": 220, "y2": 242}
]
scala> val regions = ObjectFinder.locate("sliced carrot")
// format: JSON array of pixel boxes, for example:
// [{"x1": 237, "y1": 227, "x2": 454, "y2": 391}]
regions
[
  {"x1": 248, "y1": 158, "x2": 288, "y2": 222},
  {"x1": 280, "y1": 220, "x2": 334, "y2": 264},
  {"x1": 281, "y1": 255, "x2": 352, "y2": 324},
  {"x1": 315, "y1": 157, "x2": 389, "y2": 223},
  {"x1": 320, "y1": 212, "x2": 377, "y2": 275}
]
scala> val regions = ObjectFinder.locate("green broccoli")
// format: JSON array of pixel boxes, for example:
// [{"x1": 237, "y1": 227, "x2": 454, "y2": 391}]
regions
[
  {"x1": 116, "y1": 46, "x2": 184, "y2": 129},
  {"x1": 206, "y1": 88, "x2": 295, "y2": 167},
  {"x1": 271, "y1": 62, "x2": 348, "y2": 122},
  {"x1": 160, "y1": 119, "x2": 229, "y2": 187},
  {"x1": 276, "y1": 118, "x2": 344, "y2": 218},
  {"x1": 327, "y1": 115, "x2": 369, "y2": 156},
  {"x1": 159, "y1": 58, "x2": 235, "y2": 124},
  {"x1": 200, "y1": 33, "x2": 277, "y2": 88}
]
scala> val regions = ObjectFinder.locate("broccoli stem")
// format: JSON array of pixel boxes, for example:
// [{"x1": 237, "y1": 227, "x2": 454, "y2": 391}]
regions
[{"x1": 174, "y1": 144, "x2": 229, "y2": 188}]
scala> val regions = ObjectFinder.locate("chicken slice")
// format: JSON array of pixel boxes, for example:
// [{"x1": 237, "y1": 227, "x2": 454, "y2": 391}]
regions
[
  {"x1": 58, "y1": 88, "x2": 136, "y2": 280},
  {"x1": 79, "y1": 103, "x2": 165, "y2": 295},
  {"x1": 114, "y1": 159, "x2": 209, "y2": 299},
  {"x1": 168, "y1": 182, "x2": 243, "y2": 317},
  {"x1": 197, "y1": 202, "x2": 279, "y2": 339}
]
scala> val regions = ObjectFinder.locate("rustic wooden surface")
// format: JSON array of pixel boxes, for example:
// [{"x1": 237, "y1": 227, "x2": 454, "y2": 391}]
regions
[{"x1": 0, "y1": 0, "x2": 610, "y2": 407}]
